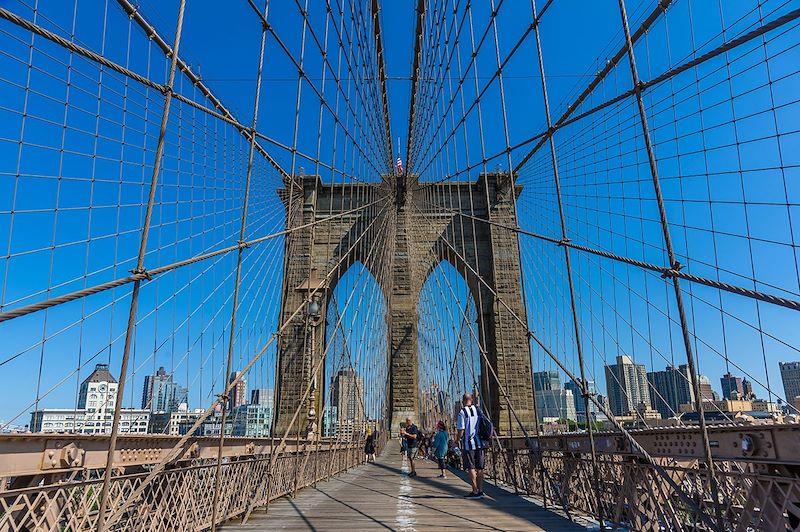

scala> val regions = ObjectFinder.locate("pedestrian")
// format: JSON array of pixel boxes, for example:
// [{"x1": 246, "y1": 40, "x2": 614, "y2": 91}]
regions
[
  {"x1": 399, "y1": 416, "x2": 420, "y2": 477},
  {"x1": 456, "y1": 393, "x2": 486, "y2": 498},
  {"x1": 446, "y1": 440, "x2": 461, "y2": 469},
  {"x1": 433, "y1": 420, "x2": 449, "y2": 478},
  {"x1": 364, "y1": 430, "x2": 376, "y2": 462},
  {"x1": 399, "y1": 422, "x2": 408, "y2": 456},
  {"x1": 418, "y1": 432, "x2": 429, "y2": 457}
]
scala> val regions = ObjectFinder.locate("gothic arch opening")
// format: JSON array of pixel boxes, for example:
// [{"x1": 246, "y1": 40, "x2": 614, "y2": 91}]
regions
[
  {"x1": 417, "y1": 260, "x2": 482, "y2": 430},
  {"x1": 323, "y1": 261, "x2": 388, "y2": 439}
]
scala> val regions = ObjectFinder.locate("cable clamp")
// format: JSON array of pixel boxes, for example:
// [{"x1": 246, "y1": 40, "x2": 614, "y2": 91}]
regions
[
  {"x1": 161, "y1": 84, "x2": 174, "y2": 97},
  {"x1": 131, "y1": 266, "x2": 152, "y2": 281},
  {"x1": 238, "y1": 239, "x2": 251, "y2": 249},
  {"x1": 660, "y1": 261, "x2": 683, "y2": 279},
  {"x1": 557, "y1": 238, "x2": 570, "y2": 246},
  {"x1": 217, "y1": 393, "x2": 229, "y2": 403}
]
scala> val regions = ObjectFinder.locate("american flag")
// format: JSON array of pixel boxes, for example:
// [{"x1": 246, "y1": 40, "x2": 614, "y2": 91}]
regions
[{"x1": 396, "y1": 156, "x2": 403, "y2": 174}]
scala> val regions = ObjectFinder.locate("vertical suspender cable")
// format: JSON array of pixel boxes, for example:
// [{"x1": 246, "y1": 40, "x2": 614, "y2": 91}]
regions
[
  {"x1": 96, "y1": 1, "x2": 187, "y2": 530},
  {"x1": 527, "y1": 0, "x2": 605, "y2": 524},
  {"x1": 615, "y1": 0, "x2": 721, "y2": 528},
  {"x1": 209, "y1": 1, "x2": 271, "y2": 529}
]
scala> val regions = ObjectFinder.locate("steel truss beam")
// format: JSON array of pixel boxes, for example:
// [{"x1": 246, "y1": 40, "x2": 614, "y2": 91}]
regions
[{"x1": 0, "y1": 434, "x2": 351, "y2": 479}]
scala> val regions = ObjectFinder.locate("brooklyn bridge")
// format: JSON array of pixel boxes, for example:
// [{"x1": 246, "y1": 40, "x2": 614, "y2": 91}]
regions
[{"x1": 1, "y1": 0, "x2": 799, "y2": 530}]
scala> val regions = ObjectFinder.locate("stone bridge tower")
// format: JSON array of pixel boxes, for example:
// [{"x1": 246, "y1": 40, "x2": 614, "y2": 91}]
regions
[{"x1": 273, "y1": 173, "x2": 535, "y2": 438}]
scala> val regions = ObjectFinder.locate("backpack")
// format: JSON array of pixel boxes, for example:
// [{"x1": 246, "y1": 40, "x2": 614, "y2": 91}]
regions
[{"x1": 476, "y1": 407, "x2": 494, "y2": 442}]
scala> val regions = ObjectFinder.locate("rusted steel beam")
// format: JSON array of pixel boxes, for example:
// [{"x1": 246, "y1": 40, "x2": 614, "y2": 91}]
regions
[
  {"x1": 0, "y1": 440, "x2": 371, "y2": 531},
  {"x1": 497, "y1": 423, "x2": 800, "y2": 463},
  {"x1": 0, "y1": 434, "x2": 349, "y2": 478}
]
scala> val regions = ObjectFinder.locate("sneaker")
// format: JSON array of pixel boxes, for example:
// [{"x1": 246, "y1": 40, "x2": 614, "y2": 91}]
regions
[
  {"x1": 465, "y1": 492, "x2": 482, "y2": 499},
  {"x1": 477, "y1": 491, "x2": 486, "y2": 498},
  {"x1": 408, "y1": 471, "x2": 417, "y2": 477},
  {"x1": 437, "y1": 474, "x2": 446, "y2": 478}
]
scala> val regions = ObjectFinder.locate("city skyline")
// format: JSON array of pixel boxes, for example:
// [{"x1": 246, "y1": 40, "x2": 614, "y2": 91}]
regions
[{"x1": 25, "y1": 355, "x2": 800, "y2": 432}]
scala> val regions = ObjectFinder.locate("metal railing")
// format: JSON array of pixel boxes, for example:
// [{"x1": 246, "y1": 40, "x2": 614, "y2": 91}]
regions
[
  {"x1": 0, "y1": 433, "x2": 386, "y2": 531},
  {"x1": 486, "y1": 424, "x2": 800, "y2": 530}
]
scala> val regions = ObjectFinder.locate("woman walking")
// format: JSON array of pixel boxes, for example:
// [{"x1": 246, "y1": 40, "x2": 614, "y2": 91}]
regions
[
  {"x1": 364, "y1": 430, "x2": 377, "y2": 462},
  {"x1": 433, "y1": 421, "x2": 449, "y2": 478}
]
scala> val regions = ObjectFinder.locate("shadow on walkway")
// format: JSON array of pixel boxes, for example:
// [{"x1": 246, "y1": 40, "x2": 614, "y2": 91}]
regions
[{"x1": 224, "y1": 442, "x2": 588, "y2": 531}]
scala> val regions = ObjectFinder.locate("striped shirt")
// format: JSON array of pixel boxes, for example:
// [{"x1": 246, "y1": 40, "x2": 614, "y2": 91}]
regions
[{"x1": 456, "y1": 405, "x2": 483, "y2": 450}]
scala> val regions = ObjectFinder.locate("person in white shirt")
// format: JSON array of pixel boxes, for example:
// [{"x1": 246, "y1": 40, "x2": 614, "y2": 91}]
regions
[{"x1": 456, "y1": 393, "x2": 485, "y2": 498}]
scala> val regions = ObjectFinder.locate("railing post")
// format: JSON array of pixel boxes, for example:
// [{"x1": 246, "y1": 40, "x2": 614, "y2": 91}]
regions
[{"x1": 313, "y1": 436, "x2": 320, "y2": 486}]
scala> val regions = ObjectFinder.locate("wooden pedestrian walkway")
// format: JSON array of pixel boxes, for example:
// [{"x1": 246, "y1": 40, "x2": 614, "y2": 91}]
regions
[{"x1": 223, "y1": 442, "x2": 590, "y2": 531}]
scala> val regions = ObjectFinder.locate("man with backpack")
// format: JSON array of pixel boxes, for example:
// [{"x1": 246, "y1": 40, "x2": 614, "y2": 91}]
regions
[{"x1": 456, "y1": 393, "x2": 492, "y2": 498}]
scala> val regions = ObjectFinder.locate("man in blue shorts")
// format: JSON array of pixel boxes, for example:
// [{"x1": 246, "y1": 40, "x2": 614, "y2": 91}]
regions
[
  {"x1": 456, "y1": 393, "x2": 485, "y2": 498},
  {"x1": 399, "y1": 416, "x2": 420, "y2": 477}
]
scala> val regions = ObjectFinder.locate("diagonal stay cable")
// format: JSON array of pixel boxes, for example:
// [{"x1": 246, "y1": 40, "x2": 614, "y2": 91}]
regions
[
  {"x1": 115, "y1": 0, "x2": 291, "y2": 181},
  {"x1": 410, "y1": 201, "x2": 718, "y2": 530},
  {"x1": 415, "y1": 4, "x2": 800, "y2": 190},
  {"x1": 0, "y1": 199, "x2": 384, "y2": 323},
  {"x1": 103, "y1": 199, "x2": 392, "y2": 527},
  {"x1": 0, "y1": 3, "x2": 292, "y2": 182},
  {"x1": 414, "y1": 231, "x2": 571, "y2": 514},
  {"x1": 513, "y1": 0, "x2": 675, "y2": 175},
  {"x1": 418, "y1": 199, "x2": 800, "y2": 312}
]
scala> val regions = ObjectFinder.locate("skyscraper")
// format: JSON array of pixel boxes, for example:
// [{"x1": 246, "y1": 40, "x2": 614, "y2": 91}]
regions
[
  {"x1": 536, "y1": 389, "x2": 577, "y2": 421},
  {"x1": 605, "y1": 355, "x2": 650, "y2": 416},
  {"x1": 232, "y1": 403, "x2": 273, "y2": 437},
  {"x1": 32, "y1": 363, "x2": 149, "y2": 434},
  {"x1": 331, "y1": 369, "x2": 364, "y2": 433},
  {"x1": 742, "y1": 378, "x2": 755, "y2": 400},
  {"x1": 78, "y1": 363, "x2": 117, "y2": 412},
  {"x1": 533, "y1": 370, "x2": 560, "y2": 391},
  {"x1": 230, "y1": 388, "x2": 274, "y2": 437},
  {"x1": 251, "y1": 388, "x2": 273, "y2": 406},
  {"x1": 720, "y1": 372, "x2": 744, "y2": 400},
  {"x1": 698, "y1": 375, "x2": 717, "y2": 402},
  {"x1": 563, "y1": 379, "x2": 598, "y2": 422},
  {"x1": 141, "y1": 366, "x2": 188, "y2": 413},
  {"x1": 228, "y1": 371, "x2": 248, "y2": 409},
  {"x1": 647, "y1": 365, "x2": 693, "y2": 420},
  {"x1": 779, "y1": 361, "x2": 800, "y2": 403}
]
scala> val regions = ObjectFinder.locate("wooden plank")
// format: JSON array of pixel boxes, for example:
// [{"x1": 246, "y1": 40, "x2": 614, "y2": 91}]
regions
[{"x1": 223, "y1": 442, "x2": 589, "y2": 531}]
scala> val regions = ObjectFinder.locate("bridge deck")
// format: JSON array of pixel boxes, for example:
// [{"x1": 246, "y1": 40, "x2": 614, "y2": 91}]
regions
[{"x1": 224, "y1": 442, "x2": 588, "y2": 531}]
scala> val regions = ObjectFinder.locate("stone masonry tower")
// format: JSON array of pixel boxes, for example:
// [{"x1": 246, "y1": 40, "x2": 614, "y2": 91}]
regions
[{"x1": 273, "y1": 173, "x2": 535, "y2": 438}]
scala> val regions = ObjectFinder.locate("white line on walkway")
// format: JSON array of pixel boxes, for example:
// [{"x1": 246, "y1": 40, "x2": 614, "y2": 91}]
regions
[{"x1": 395, "y1": 456, "x2": 417, "y2": 531}]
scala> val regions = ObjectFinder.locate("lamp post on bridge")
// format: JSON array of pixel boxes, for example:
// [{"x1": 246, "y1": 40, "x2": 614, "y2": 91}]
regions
[
  {"x1": 305, "y1": 294, "x2": 323, "y2": 440},
  {"x1": 295, "y1": 268, "x2": 327, "y2": 441}
]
